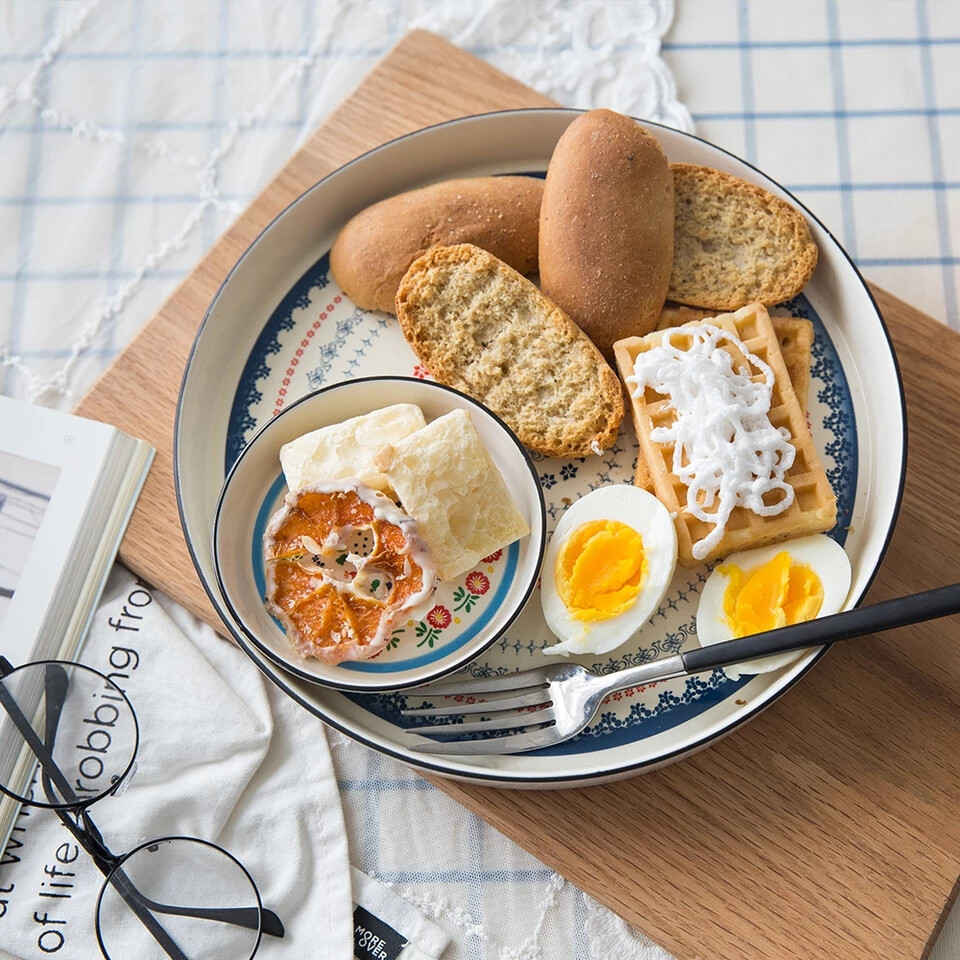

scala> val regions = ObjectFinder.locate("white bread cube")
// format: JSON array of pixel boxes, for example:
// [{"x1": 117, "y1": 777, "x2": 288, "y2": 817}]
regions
[
  {"x1": 280, "y1": 404, "x2": 426, "y2": 495},
  {"x1": 376, "y1": 409, "x2": 530, "y2": 581}
]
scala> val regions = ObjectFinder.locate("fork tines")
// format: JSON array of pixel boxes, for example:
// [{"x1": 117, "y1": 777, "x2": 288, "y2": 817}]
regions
[
  {"x1": 402, "y1": 667, "x2": 551, "y2": 699},
  {"x1": 400, "y1": 668, "x2": 556, "y2": 752}
]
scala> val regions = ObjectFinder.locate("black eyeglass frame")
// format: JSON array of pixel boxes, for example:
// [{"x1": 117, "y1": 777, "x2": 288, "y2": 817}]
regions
[
  {"x1": 0, "y1": 657, "x2": 141, "y2": 810},
  {"x1": 0, "y1": 656, "x2": 284, "y2": 959}
]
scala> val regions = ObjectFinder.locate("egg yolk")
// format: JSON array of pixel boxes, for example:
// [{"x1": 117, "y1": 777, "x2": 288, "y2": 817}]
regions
[
  {"x1": 720, "y1": 551, "x2": 823, "y2": 638},
  {"x1": 555, "y1": 520, "x2": 646, "y2": 622}
]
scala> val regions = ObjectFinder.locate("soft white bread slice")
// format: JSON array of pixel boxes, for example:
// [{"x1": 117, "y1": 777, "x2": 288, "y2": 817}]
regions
[
  {"x1": 669, "y1": 163, "x2": 818, "y2": 310},
  {"x1": 279, "y1": 403, "x2": 426, "y2": 496},
  {"x1": 375, "y1": 409, "x2": 530, "y2": 581},
  {"x1": 395, "y1": 243, "x2": 624, "y2": 458}
]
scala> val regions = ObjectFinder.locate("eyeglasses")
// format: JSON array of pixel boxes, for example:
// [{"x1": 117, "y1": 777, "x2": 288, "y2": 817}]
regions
[{"x1": 0, "y1": 657, "x2": 285, "y2": 959}]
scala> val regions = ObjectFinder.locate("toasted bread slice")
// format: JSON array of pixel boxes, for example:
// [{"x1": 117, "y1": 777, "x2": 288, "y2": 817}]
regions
[
  {"x1": 668, "y1": 164, "x2": 818, "y2": 311},
  {"x1": 396, "y1": 243, "x2": 624, "y2": 458}
]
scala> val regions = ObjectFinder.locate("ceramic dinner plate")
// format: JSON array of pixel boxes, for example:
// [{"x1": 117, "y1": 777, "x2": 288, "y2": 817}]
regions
[{"x1": 175, "y1": 109, "x2": 905, "y2": 788}]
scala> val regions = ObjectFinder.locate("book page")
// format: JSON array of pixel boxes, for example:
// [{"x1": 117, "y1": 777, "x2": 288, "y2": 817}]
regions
[
  {"x1": 0, "y1": 452, "x2": 61, "y2": 633},
  {"x1": 0, "y1": 399, "x2": 115, "y2": 666}
]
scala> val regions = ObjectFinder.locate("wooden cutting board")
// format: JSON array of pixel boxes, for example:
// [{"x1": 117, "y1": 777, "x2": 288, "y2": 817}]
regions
[{"x1": 75, "y1": 30, "x2": 960, "y2": 960}]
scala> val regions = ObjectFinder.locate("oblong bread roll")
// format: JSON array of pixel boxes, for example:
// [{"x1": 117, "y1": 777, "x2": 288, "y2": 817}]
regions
[
  {"x1": 539, "y1": 109, "x2": 674, "y2": 357},
  {"x1": 330, "y1": 176, "x2": 543, "y2": 314}
]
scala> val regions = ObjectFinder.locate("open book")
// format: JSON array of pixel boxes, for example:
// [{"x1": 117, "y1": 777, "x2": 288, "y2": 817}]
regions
[{"x1": 0, "y1": 397, "x2": 153, "y2": 847}]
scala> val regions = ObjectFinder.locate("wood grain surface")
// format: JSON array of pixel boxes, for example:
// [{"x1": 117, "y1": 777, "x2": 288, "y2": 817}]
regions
[{"x1": 74, "y1": 30, "x2": 960, "y2": 960}]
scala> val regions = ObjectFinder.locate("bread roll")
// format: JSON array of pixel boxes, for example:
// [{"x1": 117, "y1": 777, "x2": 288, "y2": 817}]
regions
[
  {"x1": 539, "y1": 109, "x2": 674, "y2": 357},
  {"x1": 330, "y1": 176, "x2": 542, "y2": 313},
  {"x1": 396, "y1": 244, "x2": 624, "y2": 459}
]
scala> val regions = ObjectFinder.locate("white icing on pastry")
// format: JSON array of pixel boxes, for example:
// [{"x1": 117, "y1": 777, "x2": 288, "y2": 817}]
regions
[{"x1": 627, "y1": 324, "x2": 796, "y2": 559}]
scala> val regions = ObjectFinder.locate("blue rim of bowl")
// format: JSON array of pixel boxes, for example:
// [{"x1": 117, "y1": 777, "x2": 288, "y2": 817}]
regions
[
  {"x1": 176, "y1": 107, "x2": 908, "y2": 785},
  {"x1": 211, "y1": 375, "x2": 547, "y2": 694}
]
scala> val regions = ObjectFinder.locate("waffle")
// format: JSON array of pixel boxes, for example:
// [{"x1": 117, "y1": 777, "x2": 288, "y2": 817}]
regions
[
  {"x1": 770, "y1": 316, "x2": 814, "y2": 413},
  {"x1": 657, "y1": 305, "x2": 814, "y2": 414},
  {"x1": 614, "y1": 303, "x2": 836, "y2": 567},
  {"x1": 637, "y1": 306, "x2": 815, "y2": 493}
]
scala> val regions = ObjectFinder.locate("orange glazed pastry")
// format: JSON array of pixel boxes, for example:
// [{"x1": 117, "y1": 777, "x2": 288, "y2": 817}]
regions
[{"x1": 263, "y1": 480, "x2": 436, "y2": 663}]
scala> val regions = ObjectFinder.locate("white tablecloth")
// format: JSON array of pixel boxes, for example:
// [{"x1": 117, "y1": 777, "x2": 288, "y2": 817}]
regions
[{"x1": 2, "y1": 2, "x2": 958, "y2": 958}]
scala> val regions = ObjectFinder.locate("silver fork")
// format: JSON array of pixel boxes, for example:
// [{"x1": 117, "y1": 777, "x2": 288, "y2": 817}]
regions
[
  {"x1": 401, "y1": 656, "x2": 686, "y2": 755},
  {"x1": 401, "y1": 582, "x2": 960, "y2": 755}
]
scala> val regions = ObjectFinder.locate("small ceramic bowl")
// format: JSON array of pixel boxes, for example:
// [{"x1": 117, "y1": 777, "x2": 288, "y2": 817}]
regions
[{"x1": 213, "y1": 376, "x2": 546, "y2": 692}]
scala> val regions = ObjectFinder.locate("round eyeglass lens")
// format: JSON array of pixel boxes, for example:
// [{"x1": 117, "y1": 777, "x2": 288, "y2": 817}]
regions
[
  {"x1": 0, "y1": 661, "x2": 138, "y2": 808},
  {"x1": 96, "y1": 837, "x2": 263, "y2": 960}
]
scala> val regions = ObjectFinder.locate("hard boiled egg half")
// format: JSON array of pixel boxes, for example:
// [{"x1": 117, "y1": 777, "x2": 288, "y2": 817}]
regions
[
  {"x1": 696, "y1": 534, "x2": 852, "y2": 678},
  {"x1": 541, "y1": 486, "x2": 678, "y2": 656}
]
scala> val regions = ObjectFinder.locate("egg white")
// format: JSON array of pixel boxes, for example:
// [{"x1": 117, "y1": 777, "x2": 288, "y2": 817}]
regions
[
  {"x1": 541, "y1": 486, "x2": 678, "y2": 656},
  {"x1": 696, "y1": 534, "x2": 852, "y2": 678}
]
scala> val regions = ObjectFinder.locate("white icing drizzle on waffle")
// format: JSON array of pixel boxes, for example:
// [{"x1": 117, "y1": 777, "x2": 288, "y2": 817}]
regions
[{"x1": 627, "y1": 323, "x2": 796, "y2": 560}]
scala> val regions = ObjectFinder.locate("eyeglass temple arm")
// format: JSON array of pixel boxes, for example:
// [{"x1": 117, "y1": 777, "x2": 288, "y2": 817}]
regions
[
  {"x1": 37, "y1": 666, "x2": 121, "y2": 870},
  {"x1": 0, "y1": 668, "x2": 86, "y2": 812},
  {"x1": 110, "y1": 892, "x2": 285, "y2": 939}
]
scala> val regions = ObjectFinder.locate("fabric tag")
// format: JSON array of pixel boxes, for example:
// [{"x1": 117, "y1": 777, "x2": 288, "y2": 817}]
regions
[
  {"x1": 350, "y1": 867, "x2": 449, "y2": 960},
  {"x1": 353, "y1": 905, "x2": 408, "y2": 960}
]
